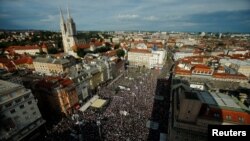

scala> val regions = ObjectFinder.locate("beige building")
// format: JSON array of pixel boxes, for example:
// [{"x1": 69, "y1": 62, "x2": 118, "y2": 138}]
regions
[
  {"x1": 169, "y1": 82, "x2": 250, "y2": 141},
  {"x1": 128, "y1": 48, "x2": 152, "y2": 68},
  {"x1": 0, "y1": 80, "x2": 45, "y2": 141},
  {"x1": 33, "y1": 56, "x2": 71, "y2": 75}
]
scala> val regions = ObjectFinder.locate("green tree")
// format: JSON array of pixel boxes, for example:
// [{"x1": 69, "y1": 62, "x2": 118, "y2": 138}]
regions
[
  {"x1": 116, "y1": 49, "x2": 125, "y2": 58},
  {"x1": 114, "y1": 44, "x2": 120, "y2": 49},
  {"x1": 48, "y1": 48, "x2": 58, "y2": 54},
  {"x1": 77, "y1": 48, "x2": 86, "y2": 57}
]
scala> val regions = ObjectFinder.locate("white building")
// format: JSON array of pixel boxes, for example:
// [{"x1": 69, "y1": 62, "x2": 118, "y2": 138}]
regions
[
  {"x1": 220, "y1": 58, "x2": 250, "y2": 78},
  {"x1": 174, "y1": 52, "x2": 195, "y2": 61},
  {"x1": 0, "y1": 80, "x2": 45, "y2": 141},
  {"x1": 60, "y1": 8, "x2": 78, "y2": 57},
  {"x1": 176, "y1": 38, "x2": 199, "y2": 46},
  {"x1": 128, "y1": 48, "x2": 166, "y2": 69}
]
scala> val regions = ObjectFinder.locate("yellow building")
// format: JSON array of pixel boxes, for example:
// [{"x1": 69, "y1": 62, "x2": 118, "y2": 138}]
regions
[{"x1": 33, "y1": 56, "x2": 71, "y2": 75}]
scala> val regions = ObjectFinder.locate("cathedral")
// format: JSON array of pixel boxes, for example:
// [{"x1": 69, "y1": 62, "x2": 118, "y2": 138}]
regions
[{"x1": 60, "y1": 7, "x2": 78, "y2": 57}]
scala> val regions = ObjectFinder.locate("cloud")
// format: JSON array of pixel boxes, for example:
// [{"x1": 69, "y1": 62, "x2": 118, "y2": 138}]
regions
[
  {"x1": 0, "y1": 13, "x2": 9, "y2": 18},
  {"x1": 0, "y1": 0, "x2": 249, "y2": 32},
  {"x1": 40, "y1": 15, "x2": 58, "y2": 22},
  {"x1": 116, "y1": 14, "x2": 139, "y2": 20},
  {"x1": 143, "y1": 16, "x2": 158, "y2": 21}
]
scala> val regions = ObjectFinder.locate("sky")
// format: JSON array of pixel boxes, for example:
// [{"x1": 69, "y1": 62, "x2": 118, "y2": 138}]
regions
[{"x1": 0, "y1": 0, "x2": 250, "y2": 32}]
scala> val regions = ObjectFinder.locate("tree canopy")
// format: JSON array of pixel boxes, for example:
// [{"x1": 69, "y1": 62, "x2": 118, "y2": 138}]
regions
[{"x1": 116, "y1": 49, "x2": 125, "y2": 58}]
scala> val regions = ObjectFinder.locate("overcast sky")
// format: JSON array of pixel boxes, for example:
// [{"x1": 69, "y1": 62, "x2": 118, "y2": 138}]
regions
[{"x1": 0, "y1": 0, "x2": 250, "y2": 32}]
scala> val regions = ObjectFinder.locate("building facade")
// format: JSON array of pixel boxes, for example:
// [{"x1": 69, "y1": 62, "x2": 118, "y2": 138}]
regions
[
  {"x1": 35, "y1": 77, "x2": 79, "y2": 116},
  {"x1": 168, "y1": 83, "x2": 250, "y2": 141},
  {"x1": 128, "y1": 48, "x2": 166, "y2": 69},
  {"x1": 33, "y1": 56, "x2": 72, "y2": 75},
  {"x1": 6, "y1": 44, "x2": 48, "y2": 56},
  {"x1": 0, "y1": 80, "x2": 45, "y2": 141}
]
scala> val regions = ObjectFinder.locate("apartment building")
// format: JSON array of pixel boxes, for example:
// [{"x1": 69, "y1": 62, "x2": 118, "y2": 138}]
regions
[
  {"x1": 35, "y1": 77, "x2": 79, "y2": 116},
  {"x1": 168, "y1": 83, "x2": 250, "y2": 141},
  {"x1": 33, "y1": 56, "x2": 72, "y2": 75},
  {"x1": 128, "y1": 48, "x2": 166, "y2": 69},
  {"x1": 0, "y1": 80, "x2": 45, "y2": 141}
]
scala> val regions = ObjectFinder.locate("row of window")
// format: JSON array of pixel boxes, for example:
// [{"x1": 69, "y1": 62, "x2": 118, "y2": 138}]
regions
[
  {"x1": 13, "y1": 111, "x2": 37, "y2": 121},
  {"x1": 214, "y1": 114, "x2": 245, "y2": 123},
  {"x1": 4, "y1": 94, "x2": 31, "y2": 109},
  {"x1": 9, "y1": 100, "x2": 33, "y2": 114}
]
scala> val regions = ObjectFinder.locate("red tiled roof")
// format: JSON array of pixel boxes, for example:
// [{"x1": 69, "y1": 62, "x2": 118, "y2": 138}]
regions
[
  {"x1": 76, "y1": 44, "x2": 91, "y2": 49},
  {"x1": 193, "y1": 64, "x2": 211, "y2": 70},
  {"x1": 147, "y1": 42, "x2": 164, "y2": 48},
  {"x1": 7, "y1": 45, "x2": 46, "y2": 51},
  {"x1": 175, "y1": 69, "x2": 192, "y2": 75},
  {"x1": 0, "y1": 58, "x2": 16, "y2": 71},
  {"x1": 174, "y1": 66, "x2": 192, "y2": 75},
  {"x1": 213, "y1": 73, "x2": 248, "y2": 80},
  {"x1": 59, "y1": 78, "x2": 73, "y2": 87},
  {"x1": 14, "y1": 56, "x2": 33, "y2": 65},
  {"x1": 200, "y1": 105, "x2": 250, "y2": 124},
  {"x1": 129, "y1": 48, "x2": 151, "y2": 53},
  {"x1": 36, "y1": 77, "x2": 73, "y2": 89},
  {"x1": 92, "y1": 41, "x2": 104, "y2": 47}
]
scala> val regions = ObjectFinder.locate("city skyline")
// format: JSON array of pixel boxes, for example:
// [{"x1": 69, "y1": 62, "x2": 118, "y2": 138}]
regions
[{"x1": 0, "y1": 0, "x2": 250, "y2": 32}]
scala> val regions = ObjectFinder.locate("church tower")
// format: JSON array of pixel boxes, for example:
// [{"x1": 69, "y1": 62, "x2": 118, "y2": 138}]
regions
[{"x1": 60, "y1": 7, "x2": 78, "y2": 57}]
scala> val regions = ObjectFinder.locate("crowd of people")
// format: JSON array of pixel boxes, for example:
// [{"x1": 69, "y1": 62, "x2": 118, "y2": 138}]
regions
[
  {"x1": 80, "y1": 67, "x2": 159, "y2": 140},
  {"x1": 43, "y1": 67, "x2": 171, "y2": 141}
]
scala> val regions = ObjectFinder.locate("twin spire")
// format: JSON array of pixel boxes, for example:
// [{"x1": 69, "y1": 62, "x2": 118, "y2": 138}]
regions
[{"x1": 59, "y1": 0, "x2": 72, "y2": 23}]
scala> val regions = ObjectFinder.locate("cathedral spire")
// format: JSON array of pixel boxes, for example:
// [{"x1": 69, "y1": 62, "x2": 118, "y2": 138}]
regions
[
  {"x1": 59, "y1": 7, "x2": 65, "y2": 23},
  {"x1": 67, "y1": 0, "x2": 71, "y2": 19}
]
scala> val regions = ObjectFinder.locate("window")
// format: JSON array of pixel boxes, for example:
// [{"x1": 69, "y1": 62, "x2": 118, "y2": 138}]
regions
[
  {"x1": 23, "y1": 111, "x2": 27, "y2": 115},
  {"x1": 33, "y1": 112, "x2": 36, "y2": 115},
  {"x1": 10, "y1": 109, "x2": 16, "y2": 114},
  {"x1": 19, "y1": 105, "x2": 24, "y2": 109},
  {"x1": 239, "y1": 117, "x2": 244, "y2": 123},
  {"x1": 214, "y1": 113, "x2": 220, "y2": 118},
  {"x1": 5, "y1": 102, "x2": 12, "y2": 108},
  {"x1": 30, "y1": 107, "x2": 34, "y2": 110},
  {"x1": 28, "y1": 101, "x2": 32, "y2": 105},
  {"x1": 15, "y1": 98, "x2": 21, "y2": 103},
  {"x1": 14, "y1": 116, "x2": 19, "y2": 120},
  {"x1": 24, "y1": 94, "x2": 30, "y2": 99},
  {"x1": 226, "y1": 115, "x2": 232, "y2": 120}
]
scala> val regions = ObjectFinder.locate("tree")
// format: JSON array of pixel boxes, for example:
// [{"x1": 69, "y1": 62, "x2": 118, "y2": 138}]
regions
[
  {"x1": 114, "y1": 44, "x2": 120, "y2": 49},
  {"x1": 77, "y1": 48, "x2": 86, "y2": 57},
  {"x1": 116, "y1": 49, "x2": 125, "y2": 58},
  {"x1": 48, "y1": 48, "x2": 58, "y2": 54}
]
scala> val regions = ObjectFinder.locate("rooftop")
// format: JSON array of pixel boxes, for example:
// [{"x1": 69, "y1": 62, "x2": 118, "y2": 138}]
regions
[
  {"x1": 0, "y1": 80, "x2": 22, "y2": 95},
  {"x1": 195, "y1": 90, "x2": 249, "y2": 112}
]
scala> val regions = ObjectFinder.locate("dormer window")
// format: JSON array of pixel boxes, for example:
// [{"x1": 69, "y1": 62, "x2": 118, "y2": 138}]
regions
[
  {"x1": 214, "y1": 113, "x2": 220, "y2": 118},
  {"x1": 238, "y1": 117, "x2": 244, "y2": 123},
  {"x1": 226, "y1": 115, "x2": 232, "y2": 120}
]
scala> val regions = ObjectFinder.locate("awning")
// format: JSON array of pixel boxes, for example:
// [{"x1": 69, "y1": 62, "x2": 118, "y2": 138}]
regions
[{"x1": 91, "y1": 99, "x2": 107, "y2": 108}]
